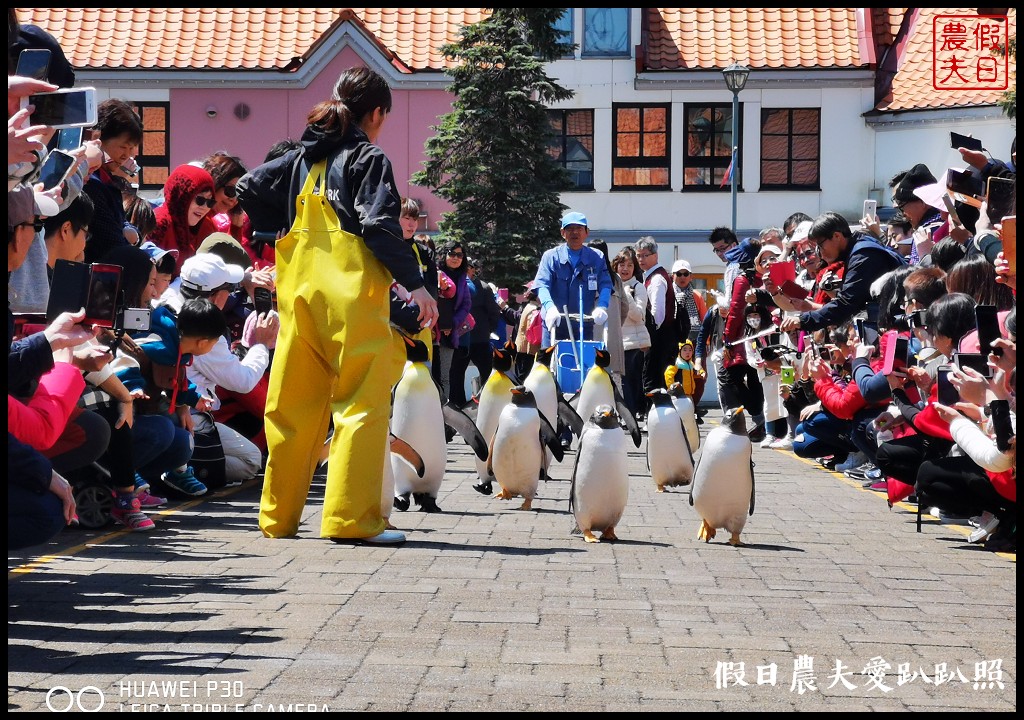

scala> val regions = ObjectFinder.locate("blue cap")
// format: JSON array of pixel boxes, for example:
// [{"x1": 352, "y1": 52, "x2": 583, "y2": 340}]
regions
[{"x1": 560, "y1": 211, "x2": 588, "y2": 229}]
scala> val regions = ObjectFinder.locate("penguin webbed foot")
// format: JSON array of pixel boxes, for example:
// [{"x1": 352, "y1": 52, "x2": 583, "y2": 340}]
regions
[
  {"x1": 393, "y1": 492, "x2": 411, "y2": 512},
  {"x1": 697, "y1": 519, "x2": 716, "y2": 542},
  {"x1": 601, "y1": 527, "x2": 618, "y2": 542},
  {"x1": 582, "y1": 529, "x2": 600, "y2": 543},
  {"x1": 728, "y1": 532, "x2": 743, "y2": 547},
  {"x1": 414, "y1": 493, "x2": 442, "y2": 513},
  {"x1": 517, "y1": 498, "x2": 534, "y2": 511},
  {"x1": 495, "y1": 488, "x2": 513, "y2": 500}
]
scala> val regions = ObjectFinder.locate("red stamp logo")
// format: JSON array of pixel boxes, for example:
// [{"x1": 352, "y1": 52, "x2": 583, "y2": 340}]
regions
[{"x1": 932, "y1": 14, "x2": 1009, "y2": 91}]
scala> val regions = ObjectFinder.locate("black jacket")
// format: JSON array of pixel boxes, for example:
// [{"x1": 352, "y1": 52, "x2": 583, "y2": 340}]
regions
[{"x1": 236, "y1": 123, "x2": 422, "y2": 291}]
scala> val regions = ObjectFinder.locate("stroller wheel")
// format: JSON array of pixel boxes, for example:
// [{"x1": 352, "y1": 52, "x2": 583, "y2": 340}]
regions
[{"x1": 74, "y1": 483, "x2": 114, "y2": 529}]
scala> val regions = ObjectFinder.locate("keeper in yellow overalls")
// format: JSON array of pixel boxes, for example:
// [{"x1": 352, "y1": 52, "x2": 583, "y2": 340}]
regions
[{"x1": 236, "y1": 68, "x2": 438, "y2": 544}]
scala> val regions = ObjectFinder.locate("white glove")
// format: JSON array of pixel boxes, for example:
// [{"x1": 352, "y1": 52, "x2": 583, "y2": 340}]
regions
[
  {"x1": 591, "y1": 306, "x2": 608, "y2": 326},
  {"x1": 544, "y1": 306, "x2": 561, "y2": 331}
]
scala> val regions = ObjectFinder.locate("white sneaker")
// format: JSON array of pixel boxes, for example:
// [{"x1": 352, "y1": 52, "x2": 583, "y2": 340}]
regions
[
  {"x1": 769, "y1": 436, "x2": 794, "y2": 450},
  {"x1": 968, "y1": 513, "x2": 999, "y2": 543},
  {"x1": 835, "y1": 451, "x2": 869, "y2": 473},
  {"x1": 759, "y1": 434, "x2": 777, "y2": 449}
]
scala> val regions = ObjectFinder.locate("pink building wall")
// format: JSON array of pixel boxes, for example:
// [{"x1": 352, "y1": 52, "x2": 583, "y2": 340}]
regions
[{"x1": 168, "y1": 47, "x2": 455, "y2": 229}]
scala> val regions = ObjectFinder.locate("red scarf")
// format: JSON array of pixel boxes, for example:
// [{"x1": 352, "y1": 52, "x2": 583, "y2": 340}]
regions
[{"x1": 152, "y1": 165, "x2": 217, "y2": 274}]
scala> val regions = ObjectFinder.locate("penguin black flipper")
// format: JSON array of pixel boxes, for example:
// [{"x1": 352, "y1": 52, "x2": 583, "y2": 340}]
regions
[
  {"x1": 748, "y1": 458, "x2": 756, "y2": 516},
  {"x1": 539, "y1": 413, "x2": 565, "y2": 463},
  {"x1": 679, "y1": 417, "x2": 694, "y2": 464},
  {"x1": 389, "y1": 434, "x2": 425, "y2": 478},
  {"x1": 612, "y1": 384, "x2": 642, "y2": 447},
  {"x1": 557, "y1": 395, "x2": 584, "y2": 437},
  {"x1": 485, "y1": 429, "x2": 498, "y2": 477},
  {"x1": 567, "y1": 427, "x2": 587, "y2": 514},
  {"x1": 442, "y1": 402, "x2": 489, "y2": 461},
  {"x1": 688, "y1": 451, "x2": 705, "y2": 507},
  {"x1": 459, "y1": 396, "x2": 479, "y2": 423}
]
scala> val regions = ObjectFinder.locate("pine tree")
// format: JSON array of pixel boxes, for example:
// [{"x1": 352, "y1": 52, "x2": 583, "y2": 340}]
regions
[{"x1": 413, "y1": 9, "x2": 575, "y2": 289}]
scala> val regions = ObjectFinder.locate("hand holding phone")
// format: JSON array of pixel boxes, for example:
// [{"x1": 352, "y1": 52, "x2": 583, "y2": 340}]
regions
[
  {"x1": 997, "y1": 216, "x2": 1015, "y2": 275},
  {"x1": 15, "y1": 49, "x2": 52, "y2": 81},
  {"x1": 253, "y1": 287, "x2": 274, "y2": 316},
  {"x1": 881, "y1": 333, "x2": 909, "y2": 375},
  {"x1": 20, "y1": 87, "x2": 98, "y2": 129},
  {"x1": 37, "y1": 149, "x2": 78, "y2": 192},
  {"x1": 990, "y1": 399, "x2": 1014, "y2": 453},
  {"x1": 863, "y1": 199, "x2": 877, "y2": 222},
  {"x1": 936, "y1": 365, "x2": 959, "y2": 406},
  {"x1": 950, "y1": 131, "x2": 984, "y2": 152}
]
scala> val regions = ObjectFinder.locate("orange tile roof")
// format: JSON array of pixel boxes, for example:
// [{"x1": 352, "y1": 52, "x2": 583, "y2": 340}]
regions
[
  {"x1": 875, "y1": 7, "x2": 1016, "y2": 112},
  {"x1": 871, "y1": 7, "x2": 908, "y2": 47},
  {"x1": 15, "y1": 8, "x2": 489, "y2": 72},
  {"x1": 645, "y1": 8, "x2": 865, "y2": 70}
]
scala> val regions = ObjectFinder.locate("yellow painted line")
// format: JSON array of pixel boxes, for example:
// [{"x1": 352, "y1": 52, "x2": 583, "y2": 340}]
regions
[
  {"x1": 788, "y1": 452, "x2": 1014, "y2": 562},
  {"x1": 7, "y1": 479, "x2": 259, "y2": 579}
]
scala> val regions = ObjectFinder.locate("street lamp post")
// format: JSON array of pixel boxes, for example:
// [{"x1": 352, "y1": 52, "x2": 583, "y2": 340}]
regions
[{"x1": 722, "y1": 63, "x2": 750, "y2": 234}]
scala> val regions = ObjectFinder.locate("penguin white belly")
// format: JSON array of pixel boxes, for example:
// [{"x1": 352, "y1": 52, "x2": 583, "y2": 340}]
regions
[
  {"x1": 692, "y1": 429, "x2": 753, "y2": 535},
  {"x1": 391, "y1": 362, "x2": 447, "y2": 496},
  {"x1": 474, "y1": 374, "x2": 513, "y2": 482},
  {"x1": 572, "y1": 427, "x2": 629, "y2": 533},
  {"x1": 576, "y1": 367, "x2": 615, "y2": 427},
  {"x1": 524, "y1": 365, "x2": 558, "y2": 467},
  {"x1": 646, "y1": 404, "x2": 694, "y2": 490},
  {"x1": 491, "y1": 405, "x2": 542, "y2": 500},
  {"x1": 381, "y1": 436, "x2": 394, "y2": 520},
  {"x1": 671, "y1": 394, "x2": 701, "y2": 451}
]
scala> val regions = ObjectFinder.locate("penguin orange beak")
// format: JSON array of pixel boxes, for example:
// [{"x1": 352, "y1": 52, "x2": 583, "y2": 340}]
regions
[
  {"x1": 735, "y1": 405, "x2": 745, "y2": 415},
  {"x1": 402, "y1": 334, "x2": 416, "y2": 348},
  {"x1": 511, "y1": 386, "x2": 525, "y2": 396}
]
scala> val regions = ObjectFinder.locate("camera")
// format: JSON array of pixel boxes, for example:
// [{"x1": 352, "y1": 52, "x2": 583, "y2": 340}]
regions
[
  {"x1": 820, "y1": 274, "x2": 843, "y2": 292},
  {"x1": 46, "y1": 259, "x2": 150, "y2": 334},
  {"x1": 892, "y1": 309, "x2": 927, "y2": 332}
]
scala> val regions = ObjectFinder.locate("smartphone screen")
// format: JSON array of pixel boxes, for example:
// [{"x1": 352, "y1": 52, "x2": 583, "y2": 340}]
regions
[
  {"x1": 987, "y1": 176, "x2": 1015, "y2": 221},
  {"x1": 936, "y1": 365, "x2": 959, "y2": 406},
  {"x1": 46, "y1": 259, "x2": 90, "y2": 322},
  {"x1": 999, "y1": 216, "x2": 1016, "y2": 274},
  {"x1": 954, "y1": 352, "x2": 992, "y2": 378},
  {"x1": 950, "y1": 131, "x2": 984, "y2": 152},
  {"x1": 84, "y1": 264, "x2": 122, "y2": 327},
  {"x1": 16, "y1": 49, "x2": 51, "y2": 81},
  {"x1": 56, "y1": 127, "x2": 83, "y2": 152},
  {"x1": 891, "y1": 337, "x2": 909, "y2": 373},
  {"x1": 863, "y1": 199, "x2": 877, "y2": 220},
  {"x1": 253, "y1": 288, "x2": 274, "y2": 316},
  {"x1": 37, "y1": 150, "x2": 77, "y2": 191},
  {"x1": 946, "y1": 168, "x2": 984, "y2": 198},
  {"x1": 25, "y1": 88, "x2": 97, "y2": 128},
  {"x1": 975, "y1": 305, "x2": 1001, "y2": 357}
]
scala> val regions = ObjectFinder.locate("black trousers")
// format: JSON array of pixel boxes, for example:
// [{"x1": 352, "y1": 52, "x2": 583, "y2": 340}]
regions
[
  {"x1": 917, "y1": 455, "x2": 1016, "y2": 520},
  {"x1": 449, "y1": 342, "x2": 494, "y2": 406},
  {"x1": 718, "y1": 364, "x2": 765, "y2": 419},
  {"x1": 875, "y1": 433, "x2": 951, "y2": 486}
]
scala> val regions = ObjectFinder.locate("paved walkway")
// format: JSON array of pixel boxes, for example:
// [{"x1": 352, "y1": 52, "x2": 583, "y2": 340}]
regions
[{"x1": 7, "y1": 410, "x2": 1016, "y2": 711}]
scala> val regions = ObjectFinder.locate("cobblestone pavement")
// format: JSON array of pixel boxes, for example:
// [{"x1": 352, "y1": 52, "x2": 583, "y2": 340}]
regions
[{"x1": 8, "y1": 410, "x2": 1016, "y2": 711}]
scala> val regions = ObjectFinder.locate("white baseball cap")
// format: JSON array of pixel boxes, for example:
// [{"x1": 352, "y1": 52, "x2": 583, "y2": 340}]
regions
[
  {"x1": 179, "y1": 253, "x2": 245, "y2": 293},
  {"x1": 671, "y1": 259, "x2": 692, "y2": 274}
]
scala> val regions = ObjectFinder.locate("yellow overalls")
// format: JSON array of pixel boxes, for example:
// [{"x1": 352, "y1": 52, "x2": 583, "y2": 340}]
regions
[{"x1": 259, "y1": 160, "x2": 405, "y2": 538}]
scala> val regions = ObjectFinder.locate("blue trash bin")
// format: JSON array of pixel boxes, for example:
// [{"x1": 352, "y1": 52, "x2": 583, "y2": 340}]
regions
[{"x1": 555, "y1": 340, "x2": 601, "y2": 394}]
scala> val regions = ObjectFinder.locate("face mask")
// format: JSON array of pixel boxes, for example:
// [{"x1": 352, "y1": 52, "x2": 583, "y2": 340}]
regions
[{"x1": 747, "y1": 316, "x2": 762, "y2": 330}]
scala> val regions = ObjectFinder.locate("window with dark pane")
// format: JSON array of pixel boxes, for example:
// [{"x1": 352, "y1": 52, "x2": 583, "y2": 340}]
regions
[
  {"x1": 612, "y1": 103, "x2": 670, "y2": 190},
  {"x1": 760, "y1": 108, "x2": 820, "y2": 190},
  {"x1": 684, "y1": 103, "x2": 738, "y2": 190},
  {"x1": 130, "y1": 101, "x2": 170, "y2": 191},
  {"x1": 547, "y1": 109, "x2": 594, "y2": 190},
  {"x1": 553, "y1": 8, "x2": 574, "y2": 55}
]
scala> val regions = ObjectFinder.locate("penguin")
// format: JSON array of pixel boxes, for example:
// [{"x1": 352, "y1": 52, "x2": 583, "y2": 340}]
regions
[
  {"x1": 523, "y1": 347, "x2": 582, "y2": 468},
  {"x1": 390, "y1": 338, "x2": 448, "y2": 512},
  {"x1": 488, "y1": 386, "x2": 563, "y2": 510},
  {"x1": 472, "y1": 346, "x2": 516, "y2": 495},
  {"x1": 576, "y1": 348, "x2": 642, "y2": 448},
  {"x1": 667, "y1": 382, "x2": 701, "y2": 451},
  {"x1": 690, "y1": 406, "x2": 755, "y2": 546},
  {"x1": 382, "y1": 434, "x2": 425, "y2": 524},
  {"x1": 569, "y1": 405, "x2": 629, "y2": 543},
  {"x1": 645, "y1": 388, "x2": 695, "y2": 492}
]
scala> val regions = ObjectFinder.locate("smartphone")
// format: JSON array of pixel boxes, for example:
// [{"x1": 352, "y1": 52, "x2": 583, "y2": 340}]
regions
[
  {"x1": 56, "y1": 127, "x2": 83, "y2": 152},
  {"x1": 768, "y1": 259, "x2": 796, "y2": 287},
  {"x1": 498, "y1": 288, "x2": 509, "y2": 302},
  {"x1": 253, "y1": 287, "x2": 274, "y2": 316},
  {"x1": 987, "y1": 176, "x2": 1016, "y2": 221},
  {"x1": 37, "y1": 149, "x2": 78, "y2": 192},
  {"x1": 990, "y1": 399, "x2": 1014, "y2": 453},
  {"x1": 936, "y1": 365, "x2": 959, "y2": 406},
  {"x1": 975, "y1": 304, "x2": 1001, "y2": 357},
  {"x1": 999, "y1": 216, "x2": 1015, "y2": 274},
  {"x1": 954, "y1": 352, "x2": 992, "y2": 378},
  {"x1": 863, "y1": 199, "x2": 877, "y2": 220},
  {"x1": 46, "y1": 260, "x2": 90, "y2": 322},
  {"x1": 940, "y1": 193, "x2": 962, "y2": 227},
  {"x1": 20, "y1": 87, "x2": 98, "y2": 129},
  {"x1": 817, "y1": 345, "x2": 832, "y2": 362},
  {"x1": 950, "y1": 131, "x2": 984, "y2": 152},
  {"x1": 780, "y1": 366, "x2": 796, "y2": 385},
  {"x1": 881, "y1": 334, "x2": 909, "y2": 375},
  {"x1": 84, "y1": 264, "x2": 123, "y2": 328},
  {"x1": 855, "y1": 318, "x2": 879, "y2": 346},
  {"x1": 946, "y1": 167, "x2": 985, "y2": 198},
  {"x1": 16, "y1": 48, "x2": 52, "y2": 81},
  {"x1": 121, "y1": 307, "x2": 151, "y2": 332}
]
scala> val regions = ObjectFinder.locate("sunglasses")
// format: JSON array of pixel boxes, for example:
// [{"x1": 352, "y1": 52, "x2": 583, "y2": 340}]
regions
[
  {"x1": 797, "y1": 250, "x2": 818, "y2": 260},
  {"x1": 221, "y1": 184, "x2": 237, "y2": 199},
  {"x1": 447, "y1": 250, "x2": 464, "y2": 258},
  {"x1": 674, "y1": 271, "x2": 691, "y2": 277},
  {"x1": 17, "y1": 220, "x2": 45, "y2": 233},
  {"x1": 193, "y1": 195, "x2": 216, "y2": 208}
]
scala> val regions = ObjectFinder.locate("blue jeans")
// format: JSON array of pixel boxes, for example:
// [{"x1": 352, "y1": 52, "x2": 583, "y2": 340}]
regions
[
  {"x1": 793, "y1": 410, "x2": 856, "y2": 459},
  {"x1": 132, "y1": 414, "x2": 193, "y2": 481},
  {"x1": 8, "y1": 483, "x2": 65, "y2": 551}
]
